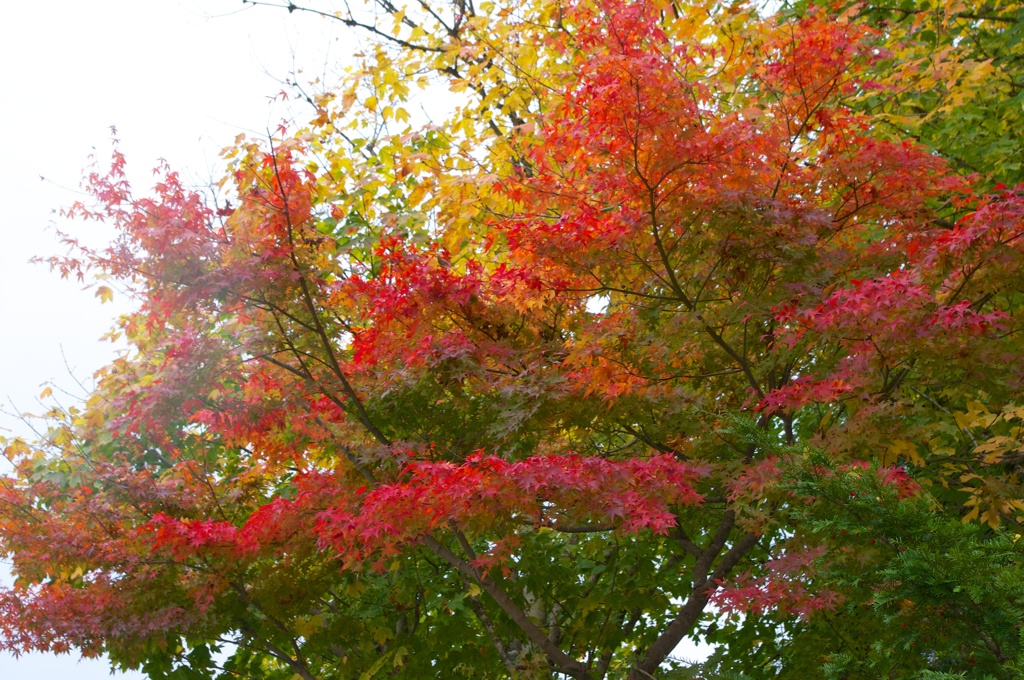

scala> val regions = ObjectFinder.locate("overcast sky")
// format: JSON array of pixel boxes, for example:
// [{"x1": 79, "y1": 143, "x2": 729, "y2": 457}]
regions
[{"x1": 0, "y1": 1, "x2": 346, "y2": 676}]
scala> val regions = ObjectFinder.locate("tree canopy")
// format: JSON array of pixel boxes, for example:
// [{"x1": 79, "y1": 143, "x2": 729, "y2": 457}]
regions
[{"x1": 2, "y1": 0, "x2": 1023, "y2": 678}]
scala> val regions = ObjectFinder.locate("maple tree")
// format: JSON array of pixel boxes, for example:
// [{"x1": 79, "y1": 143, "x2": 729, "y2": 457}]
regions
[
  {"x1": 699, "y1": 457, "x2": 1024, "y2": 678},
  {"x1": 2, "y1": 0, "x2": 1024, "y2": 678},
  {"x1": 839, "y1": 0, "x2": 1024, "y2": 189}
]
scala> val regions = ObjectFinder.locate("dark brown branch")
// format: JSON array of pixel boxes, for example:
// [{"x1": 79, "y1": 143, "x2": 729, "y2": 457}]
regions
[
  {"x1": 420, "y1": 535, "x2": 591, "y2": 679},
  {"x1": 242, "y1": 0, "x2": 446, "y2": 52},
  {"x1": 265, "y1": 144, "x2": 392, "y2": 447},
  {"x1": 464, "y1": 578, "x2": 518, "y2": 675},
  {"x1": 631, "y1": 519, "x2": 759, "y2": 679},
  {"x1": 546, "y1": 523, "x2": 615, "y2": 534}
]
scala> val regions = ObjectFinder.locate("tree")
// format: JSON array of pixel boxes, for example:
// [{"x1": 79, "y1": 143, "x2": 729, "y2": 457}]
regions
[
  {"x1": 842, "y1": 0, "x2": 1024, "y2": 189},
  {"x1": 697, "y1": 457, "x2": 1024, "y2": 679},
  {"x1": 2, "y1": 0, "x2": 1023, "y2": 678}
]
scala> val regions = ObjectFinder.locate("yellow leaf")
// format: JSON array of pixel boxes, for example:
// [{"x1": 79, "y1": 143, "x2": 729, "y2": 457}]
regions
[
  {"x1": 408, "y1": 183, "x2": 426, "y2": 206},
  {"x1": 294, "y1": 614, "x2": 323, "y2": 638},
  {"x1": 341, "y1": 90, "x2": 357, "y2": 112},
  {"x1": 955, "y1": 401, "x2": 997, "y2": 431},
  {"x1": 95, "y1": 286, "x2": 114, "y2": 303},
  {"x1": 885, "y1": 440, "x2": 924, "y2": 467},
  {"x1": 3, "y1": 439, "x2": 30, "y2": 459}
]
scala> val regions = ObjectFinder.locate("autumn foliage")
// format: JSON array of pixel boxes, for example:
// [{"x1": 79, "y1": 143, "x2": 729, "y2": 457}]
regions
[{"x1": 3, "y1": 0, "x2": 1024, "y2": 678}]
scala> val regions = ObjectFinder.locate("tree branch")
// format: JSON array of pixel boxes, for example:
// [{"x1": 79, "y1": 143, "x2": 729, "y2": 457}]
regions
[{"x1": 420, "y1": 535, "x2": 591, "y2": 679}]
